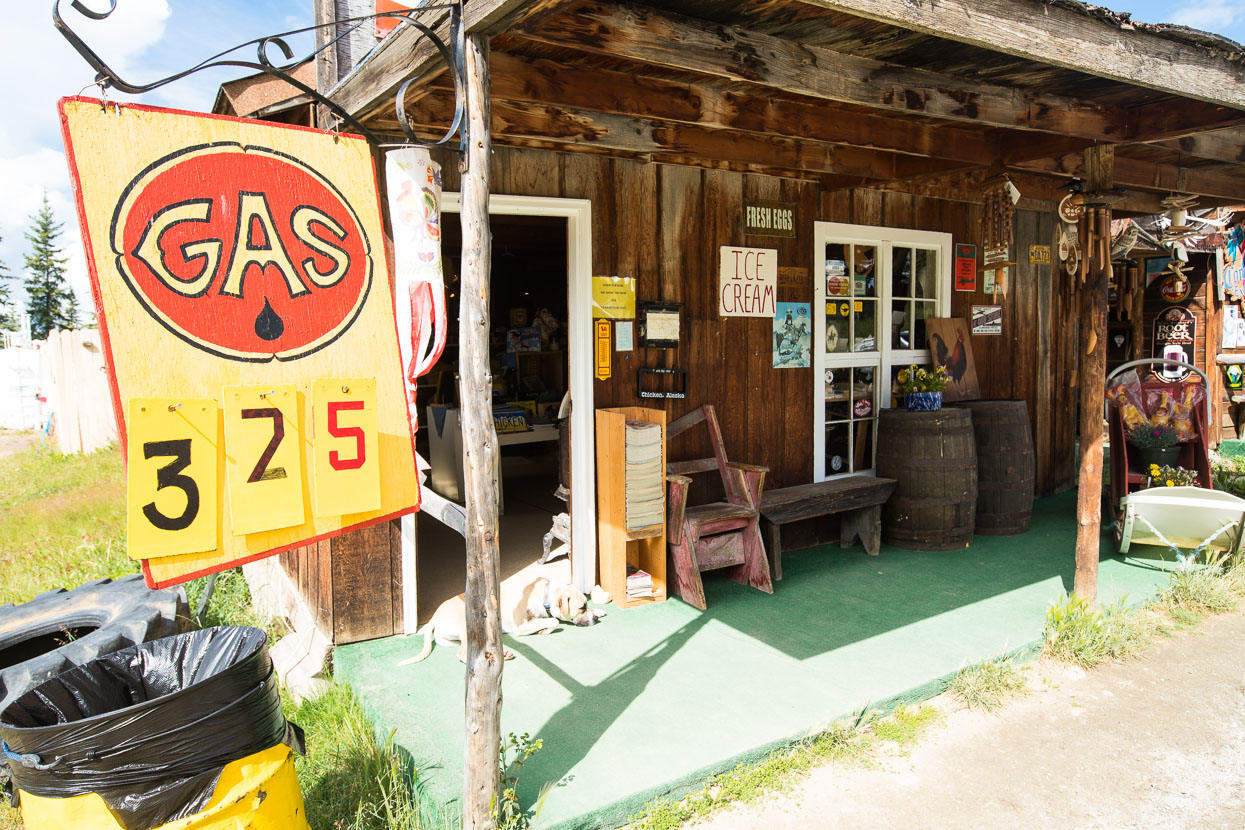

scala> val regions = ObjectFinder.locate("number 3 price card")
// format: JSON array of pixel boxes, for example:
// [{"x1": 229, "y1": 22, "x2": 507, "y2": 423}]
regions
[
  {"x1": 61, "y1": 98, "x2": 419, "y2": 587},
  {"x1": 127, "y1": 398, "x2": 219, "y2": 560},
  {"x1": 313, "y1": 379, "x2": 381, "y2": 518},
  {"x1": 223, "y1": 385, "x2": 306, "y2": 535}
]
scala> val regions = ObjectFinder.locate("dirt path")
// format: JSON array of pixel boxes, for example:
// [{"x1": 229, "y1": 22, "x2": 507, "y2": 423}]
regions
[
  {"x1": 0, "y1": 432, "x2": 36, "y2": 461},
  {"x1": 700, "y1": 612, "x2": 1245, "y2": 830}
]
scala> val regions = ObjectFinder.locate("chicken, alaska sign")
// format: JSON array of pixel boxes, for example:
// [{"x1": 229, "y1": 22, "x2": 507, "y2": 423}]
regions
[{"x1": 60, "y1": 98, "x2": 418, "y2": 588}]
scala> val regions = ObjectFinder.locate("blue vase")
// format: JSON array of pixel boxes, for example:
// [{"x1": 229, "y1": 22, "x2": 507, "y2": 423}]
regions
[{"x1": 905, "y1": 391, "x2": 943, "y2": 411}]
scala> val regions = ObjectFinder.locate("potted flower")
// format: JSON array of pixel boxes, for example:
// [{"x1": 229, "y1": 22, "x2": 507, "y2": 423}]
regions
[
  {"x1": 1127, "y1": 422, "x2": 1181, "y2": 470},
  {"x1": 1146, "y1": 463, "x2": 1199, "y2": 488},
  {"x1": 897, "y1": 364, "x2": 948, "y2": 411}
]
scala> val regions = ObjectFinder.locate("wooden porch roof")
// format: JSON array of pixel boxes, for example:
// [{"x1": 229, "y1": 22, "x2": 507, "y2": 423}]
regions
[{"x1": 330, "y1": 0, "x2": 1245, "y2": 212}]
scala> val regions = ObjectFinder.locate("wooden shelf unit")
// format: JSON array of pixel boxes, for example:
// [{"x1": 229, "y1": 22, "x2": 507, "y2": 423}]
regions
[{"x1": 595, "y1": 407, "x2": 667, "y2": 609}]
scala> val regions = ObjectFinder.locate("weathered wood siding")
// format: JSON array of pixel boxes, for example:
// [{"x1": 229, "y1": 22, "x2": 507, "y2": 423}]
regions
[{"x1": 435, "y1": 145, "x2": 1078, "y2": 497}]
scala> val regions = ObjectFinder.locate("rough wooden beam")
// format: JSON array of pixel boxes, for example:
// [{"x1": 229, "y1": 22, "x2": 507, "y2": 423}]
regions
[
  {"x1": 1014, "y1": 153, "x2": 1245, "y2": 201},
  {"x1": 1149, "y1": 128, "x2": 1245, "y2": 165},
  {"x1": 479, "y1": 50, "x2": 996, "y2": 164},
  {"x1": 1129, "y1": 98, "x2": 1245, "y2": 142},
  {"x1": 330, "y1": 0, "x2": 567, "y2": 119},
  {"x1": 792, "y1": 0, "x2": 1245, "y2": 109},
  {"x1": 313, "y1": 0, "x2": 339, "y2": 128},
  {"x1": 515, "y1": 2, "x2": 1129, "y2": 141},
  {"x1": 380, "y1": 92, "x2": 967, "y2": 180},
  {"x1": 459, "y1": 32, "x2": 504, "y2": 830},
  {"x1": 1074, "y1": 144, "x2": 1113, "y2": 604}
]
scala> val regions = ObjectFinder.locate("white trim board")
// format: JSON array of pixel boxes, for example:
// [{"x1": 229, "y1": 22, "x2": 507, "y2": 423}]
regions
[{"x1": 402, "y1": 194, "x2": 596, "y2": 631}]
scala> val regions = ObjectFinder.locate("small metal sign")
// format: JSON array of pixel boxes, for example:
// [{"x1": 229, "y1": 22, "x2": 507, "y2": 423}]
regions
[
  {"x1": 971, "y1": 305, "x2": 1003, "y2": 334},
  {"x1": 595, "y1": 319, "x2": 612, "y2": 380},
  {"x1": 1028, "y1": 244, "x2": 1052, "y2": 265},
  {"x1": 777, "y1": 266, "x2": 808, "y2": 288},
  {"x1": 743, "y1": 200, "x2": 796, "y2": 238},
  {"x1": 1153, "y1": 305, "x2": 1197, "y2": 383},
  {"x1": 954, "y1": 243, "x2": 977, "y2": 292}
]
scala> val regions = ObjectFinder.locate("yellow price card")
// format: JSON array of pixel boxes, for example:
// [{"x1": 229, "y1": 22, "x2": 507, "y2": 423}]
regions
[
  {"x1": 312, "y1": 379, "x2": 381, "y2": 517},
  {"x1": 223, "y1": 384, "x2": 305, "y2": 535},
  {"x1": 127, "y1": 398, "x2": 219, "y2": 560}
]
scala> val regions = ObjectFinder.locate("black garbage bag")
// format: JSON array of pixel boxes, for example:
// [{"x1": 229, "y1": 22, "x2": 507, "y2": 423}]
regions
[{"x1": 1, "y1": 626, "x2": 304, "y2": 830}]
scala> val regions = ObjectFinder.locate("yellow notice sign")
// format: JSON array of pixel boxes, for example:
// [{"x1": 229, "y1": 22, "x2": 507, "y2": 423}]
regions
[
  {"x1": 127, "y1": 398, "x2": 219, "y2": 560},
  {"x1": 223, "y1": 385, "x2": 305, "y2": 535},
  {"x1": 592, "y1": 275, "x2": 636, "y2": 319},
  {"x1": 312, "y1": 379, "x2": 381, "y2": 518},
  {"x1": 595, "y1": 320, "x2": 612, "y2": 380}
]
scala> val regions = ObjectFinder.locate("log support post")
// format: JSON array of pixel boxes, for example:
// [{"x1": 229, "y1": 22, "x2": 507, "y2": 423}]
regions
[
  {"x1": 459, "y1": 33, "x2": 502, "y2": 830},
  {"x1": 1073, "y1": 144, "x2": 1114, "y2": 603}
]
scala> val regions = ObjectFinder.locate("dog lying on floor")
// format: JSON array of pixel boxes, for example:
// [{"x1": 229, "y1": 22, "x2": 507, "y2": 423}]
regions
[{"x1": 398, "y1": 570, "x2": 605, "y2": 665}]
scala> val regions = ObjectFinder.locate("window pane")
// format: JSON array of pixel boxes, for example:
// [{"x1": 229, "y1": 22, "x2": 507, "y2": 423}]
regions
[
  {"x1": 914, "y1": 249, "x2": 937, "y2": 299},
  {"x1": 826, "y1": 248, "x2": 850, "y2": 298},
  {"x1": 825, "y1": 421, "x2": 850, "y2": 476},
  {"x1": 852, "y1": 246, "x2": 877, "y2": 298},
  {"x1": 914, "y1": 300, "x2": 934, "y2": 350},
  {"x1": 825, "y1": 301, "x2": 849, "y2": 353},
  {"x1": 824, "y1": 368, "x2": 851, "y2": 420},
  {"x1": 852, "y1": 418, "x2": 875, "y2": 472},
  {"x1": 892, "y1": 247, "x2": 913, "y2": 298},
  {"x1": 890, "y1": 300, "x2": 912, "y2": 350},
  {"x1": 852, "y1": 299, "x2": 877, "y2": 352}
]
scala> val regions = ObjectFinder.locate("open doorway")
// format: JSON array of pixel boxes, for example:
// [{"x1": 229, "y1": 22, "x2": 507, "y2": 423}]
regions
[{"x1": 408, "y1": 195, "x2": 596, "y2": 626}]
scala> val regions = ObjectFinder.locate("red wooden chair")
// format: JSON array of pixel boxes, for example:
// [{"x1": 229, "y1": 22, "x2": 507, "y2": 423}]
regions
[{"x1": 665, "y1": 405, "x2": 773, "y2": 610}]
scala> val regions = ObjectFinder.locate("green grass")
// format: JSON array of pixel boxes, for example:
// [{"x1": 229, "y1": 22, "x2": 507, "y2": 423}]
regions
[
  {"x1": 1042, "y1": 593, "x2": 1156, "y2": 667},
  {"x1": 946, "y1": 655, "x2": 1030, "y2": 712},
  {"x1": 626, "y1": 705, "x2": 940, "y2": 830},
  {"x1": 0, "y1": 442, "x2": 425, "y2": 830},
  {"x1": 0, "y1": 443, "x2": 136, "y2": 607}
]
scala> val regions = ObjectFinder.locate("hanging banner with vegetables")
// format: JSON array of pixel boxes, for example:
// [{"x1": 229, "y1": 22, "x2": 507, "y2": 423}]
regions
[{"x1": 59, "y1": 97, "x2": 419, "y2": 588}]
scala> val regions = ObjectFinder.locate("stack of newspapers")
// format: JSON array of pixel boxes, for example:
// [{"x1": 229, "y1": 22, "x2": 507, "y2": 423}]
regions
[{"x1": 623, "y1": 420, "x2": 663, "y2": 532}]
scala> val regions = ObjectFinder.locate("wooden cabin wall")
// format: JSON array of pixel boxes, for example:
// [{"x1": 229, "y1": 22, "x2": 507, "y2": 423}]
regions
[{"x1": 431, "y1": 145, "x2": 1079, "y2": 499}]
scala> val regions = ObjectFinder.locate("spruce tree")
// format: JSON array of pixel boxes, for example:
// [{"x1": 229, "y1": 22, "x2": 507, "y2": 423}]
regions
[
  {"x1": 0, "y1": 240, "x2": 16, "y2": 333},
  {"x1": 23, "y1": 193, "x2": 78, "y2": 339}
]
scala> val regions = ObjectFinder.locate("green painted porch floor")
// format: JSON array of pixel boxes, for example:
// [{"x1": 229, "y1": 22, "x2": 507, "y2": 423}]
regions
[{"x1": 334, "y1": 492, "x2": 1178, "y2": 830}]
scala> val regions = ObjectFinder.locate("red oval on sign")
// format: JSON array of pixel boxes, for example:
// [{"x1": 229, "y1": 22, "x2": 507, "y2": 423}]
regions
[{"x1": 112, "y1": 143, "x2": 372, "y2": 361}]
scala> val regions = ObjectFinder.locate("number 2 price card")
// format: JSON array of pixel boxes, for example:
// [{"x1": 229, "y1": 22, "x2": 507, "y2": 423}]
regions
[
  {"x1": 127, "y1": 398, "x2": 219, "y2": 560},
  {"x1": 312, "y1": 379, "x2": 381, "y2": 518},
  {"x1": 223, "y1": 385, "x2": 306, "y2": 535}
]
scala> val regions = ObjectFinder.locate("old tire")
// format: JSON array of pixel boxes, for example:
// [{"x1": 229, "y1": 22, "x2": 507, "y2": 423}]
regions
[{"x1": 0, "y1": 575, "x2": 187, "y2": 714}]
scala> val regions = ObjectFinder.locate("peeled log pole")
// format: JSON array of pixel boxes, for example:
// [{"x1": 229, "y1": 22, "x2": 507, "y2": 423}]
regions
[
  {"x1": 460, "y1": 34, "x2": 503, "y2": 830},
  {"x1": 1073, "y1": 145, "x2": 1114, "y2": 603}
]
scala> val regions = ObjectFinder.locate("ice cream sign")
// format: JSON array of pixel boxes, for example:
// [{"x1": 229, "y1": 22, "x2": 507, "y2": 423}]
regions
[{"x1": 719, "y1": 246, "x2": 777, "y2": 317}]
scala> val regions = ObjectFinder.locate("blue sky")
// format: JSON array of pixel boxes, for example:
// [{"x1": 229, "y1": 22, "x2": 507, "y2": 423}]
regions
[{"x1": 1, "y1": 0, "x2": 1242, "y2": 317}]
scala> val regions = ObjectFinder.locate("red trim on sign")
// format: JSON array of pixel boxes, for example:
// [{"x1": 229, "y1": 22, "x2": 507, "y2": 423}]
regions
[
  {"x1": 59, "y1": 96, "x2": 370, "y2": 144},
  {"x1": 58, "y1": 98, "x2": 128, "y2": 462},
  {"x1": 141, "y1": 505, "x2": 418, "y2": 589}
]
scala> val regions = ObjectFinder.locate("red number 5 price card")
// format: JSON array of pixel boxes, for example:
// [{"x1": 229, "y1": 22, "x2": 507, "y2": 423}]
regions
[
  {"x1": 127, "y1": 398, "x2": 219, "y2": 559},
  {"x1": 312, "y1": 378, "x2": 381, "y2": 517},
  {"x1": 223, "y1": 384, "x2": 305, "y2": 535}
]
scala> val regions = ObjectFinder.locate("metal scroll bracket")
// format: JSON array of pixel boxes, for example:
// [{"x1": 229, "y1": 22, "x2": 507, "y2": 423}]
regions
[{"x1": 52, "y1": 0, "x2": 469, "y2": 152}]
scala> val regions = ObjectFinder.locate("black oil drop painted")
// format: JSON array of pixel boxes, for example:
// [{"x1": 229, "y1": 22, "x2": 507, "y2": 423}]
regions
[{"x1": 254, "y1": 299, "x2": 284, "y2": 341}]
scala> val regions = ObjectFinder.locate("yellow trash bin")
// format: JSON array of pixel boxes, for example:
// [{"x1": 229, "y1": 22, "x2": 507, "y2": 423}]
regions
[{"x1": 2, "y1": 627, "x2": 308, "y2": 830}]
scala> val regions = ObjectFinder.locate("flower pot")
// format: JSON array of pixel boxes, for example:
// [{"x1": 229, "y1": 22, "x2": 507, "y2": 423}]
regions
[
  {"x1": 1133, "y1": 445, "x2": 1181, "y2": 472},
  {"x1": 904, "y1": 391, "x2": 943, "y2": 411}
]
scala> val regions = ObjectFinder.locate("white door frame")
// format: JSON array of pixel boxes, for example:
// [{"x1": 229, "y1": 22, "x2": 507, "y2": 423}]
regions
[
  {"x1": 812, "y1": 221, "x2": 952, "y2": 482},
  {"x1": 402, "y1": 193, "x2": 596, "y2": 630}
]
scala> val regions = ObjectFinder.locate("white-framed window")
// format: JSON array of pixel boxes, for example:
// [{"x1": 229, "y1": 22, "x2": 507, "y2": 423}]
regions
[{"x1": 813, "y1": 222, "x2": 952, "y2": 480}]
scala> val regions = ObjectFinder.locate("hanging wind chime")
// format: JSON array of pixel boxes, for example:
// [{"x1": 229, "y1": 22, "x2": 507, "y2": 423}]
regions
[{"x1": 980, "y1": 175, "x2": 1018, "y2": 301}]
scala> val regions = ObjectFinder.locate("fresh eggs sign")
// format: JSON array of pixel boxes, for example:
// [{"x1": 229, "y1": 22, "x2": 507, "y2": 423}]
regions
[{"x1": 60, "y1": 98, "x2": 418, "y2": 588}]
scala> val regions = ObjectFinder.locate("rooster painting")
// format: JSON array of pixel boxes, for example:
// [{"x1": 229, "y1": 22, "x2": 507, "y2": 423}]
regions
[{"x1": 927, "y1": 319, "x2": 980, "y2": 401}]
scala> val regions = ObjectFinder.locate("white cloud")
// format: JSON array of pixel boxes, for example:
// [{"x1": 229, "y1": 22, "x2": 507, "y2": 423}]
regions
[
  {"x1": 1170, "y1": 0, "x2": 1245, "y2": 32},
  {"x1": 0, "y1": 0, "x2": 171, "y2": 322}
]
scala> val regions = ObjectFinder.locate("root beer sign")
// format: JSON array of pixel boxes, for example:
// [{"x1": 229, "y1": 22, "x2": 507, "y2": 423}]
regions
[{"x1": 61, "y1": 98, "x2": 418, "y2": 588}]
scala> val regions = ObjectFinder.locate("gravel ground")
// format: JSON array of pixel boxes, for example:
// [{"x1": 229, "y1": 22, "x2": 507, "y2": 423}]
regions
[{"x1": 698, "y1": 612, "x2": 1245, "y2": 830}]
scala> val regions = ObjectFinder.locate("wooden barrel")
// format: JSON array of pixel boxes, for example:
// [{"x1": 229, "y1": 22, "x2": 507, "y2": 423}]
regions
[
  {"x1": 876, "y1": 408, "x2": 977, "y2": 550},
  {"x1": 962, "y1": 400, "x2": 1035, "y2": 535}
]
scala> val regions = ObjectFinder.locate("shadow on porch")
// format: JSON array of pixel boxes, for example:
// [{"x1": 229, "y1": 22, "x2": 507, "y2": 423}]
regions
[{"x1": 333, "y1": 491, "x2": 1178, "y2": 829}]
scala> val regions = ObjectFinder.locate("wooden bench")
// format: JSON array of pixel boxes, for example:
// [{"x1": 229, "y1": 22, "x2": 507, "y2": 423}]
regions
[{"x1": 759, "y1": 477, "x2": 897, "y2": 580}]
